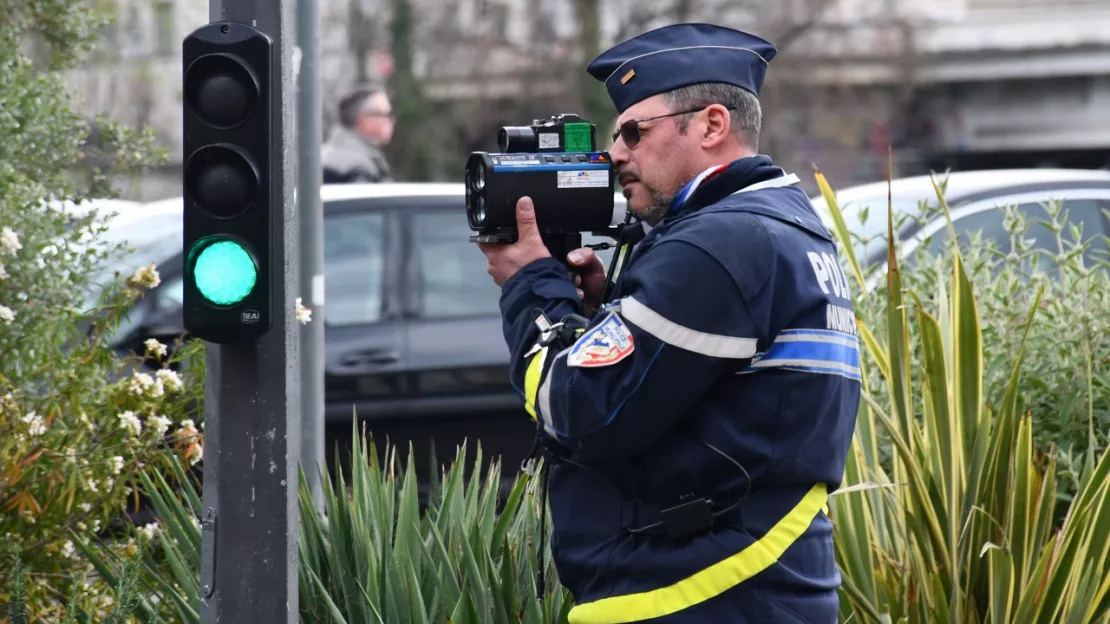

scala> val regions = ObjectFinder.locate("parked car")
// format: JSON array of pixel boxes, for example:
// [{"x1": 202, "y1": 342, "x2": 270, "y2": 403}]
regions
[
  {"x1": 95, "y1": 183, "x2": 625, "y2": 488},
  {"x1": 808, "y1": 168, "x2": 1110, "y2": 279}
]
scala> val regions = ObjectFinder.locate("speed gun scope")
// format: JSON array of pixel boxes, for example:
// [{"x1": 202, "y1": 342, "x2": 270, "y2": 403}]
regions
[{"x1": 464, "y1": 113, "x2": 622, "y2": 255}]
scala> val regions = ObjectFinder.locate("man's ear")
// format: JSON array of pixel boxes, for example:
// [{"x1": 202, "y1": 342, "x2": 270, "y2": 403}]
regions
[{"x1": 701, "y1": 104, "x2": 732, "y2": 147}]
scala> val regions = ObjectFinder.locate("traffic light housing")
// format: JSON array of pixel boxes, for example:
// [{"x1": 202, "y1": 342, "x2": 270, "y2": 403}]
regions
[{"x1": 181, "y1": 22, "x2": 274, "y2": 344}]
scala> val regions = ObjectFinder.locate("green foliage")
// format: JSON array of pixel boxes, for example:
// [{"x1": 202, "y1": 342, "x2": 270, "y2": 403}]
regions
[
  {"x1": 815, "y1": 169, "x2": 1110, "y2": 623},
  {"x1": 73, "y1": 452, "x2": 204, "y2": 624},
  {"x1": 0, "y1": 0, "x2": 193, "y2": 617},
  {"x1": 298, "y1": 427, "x2": 572, "y2": 623},
  {"x1": 836, "y1": 180, "x2": 1110, "y2": 518},
  {"x1": 98, "y1": 431, "x2": 574, "y2": 624}
]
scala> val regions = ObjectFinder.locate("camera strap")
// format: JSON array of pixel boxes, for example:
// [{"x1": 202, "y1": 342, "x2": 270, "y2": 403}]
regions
[{"x1": 598, "y1": 216, "x2": 644, "y2": 305}]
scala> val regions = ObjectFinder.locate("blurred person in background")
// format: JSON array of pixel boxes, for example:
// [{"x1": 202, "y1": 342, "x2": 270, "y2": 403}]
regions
[
  {"x1": 479, "y1": 22, "x2": 859, "y2": 623},
  {"x1": 321, "y1": 85, "x2": 395, "y2": 183}
]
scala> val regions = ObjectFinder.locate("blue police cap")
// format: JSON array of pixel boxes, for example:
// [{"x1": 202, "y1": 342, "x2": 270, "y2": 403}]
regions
[{"x1": 586, "y1": 23, "x2": 777, "y2": 114}]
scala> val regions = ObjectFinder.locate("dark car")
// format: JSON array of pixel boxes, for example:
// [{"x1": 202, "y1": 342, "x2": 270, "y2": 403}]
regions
[{"x1": 95, "y1": 182, "x2": 624, "y2": 487}]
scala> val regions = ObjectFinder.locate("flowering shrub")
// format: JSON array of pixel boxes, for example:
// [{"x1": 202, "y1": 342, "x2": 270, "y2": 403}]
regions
[
  {"x1": 1, "y1": 0, "x2": 187, "y2": 616},
  {"x1": 0, "y1": 250, "x2": 204, "y2": 618}
]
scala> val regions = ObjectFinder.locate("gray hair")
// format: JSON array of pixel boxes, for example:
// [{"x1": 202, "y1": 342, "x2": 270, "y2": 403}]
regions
[
  {"x1": 662, "y1": 82, "x2": 762, "y2": 150},
  {"x1": 337, "y1": 85, "x2": 386, "y2": 128}
]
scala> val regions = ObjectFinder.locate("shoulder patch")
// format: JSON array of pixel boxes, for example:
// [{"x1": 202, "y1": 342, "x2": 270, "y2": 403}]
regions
[{"x1": 567, "y1": 312, "x2": 635, "y2": 368}]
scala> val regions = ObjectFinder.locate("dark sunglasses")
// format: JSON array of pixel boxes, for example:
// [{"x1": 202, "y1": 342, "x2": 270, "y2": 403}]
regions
[{"x1": 611, "y1": 107, "x2": 708, "y2": 148}]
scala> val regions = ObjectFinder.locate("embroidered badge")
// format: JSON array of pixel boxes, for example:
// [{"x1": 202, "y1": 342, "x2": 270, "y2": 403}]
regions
[{"x1": 567, "y1": 312, "x2": 635, "y2": 368}]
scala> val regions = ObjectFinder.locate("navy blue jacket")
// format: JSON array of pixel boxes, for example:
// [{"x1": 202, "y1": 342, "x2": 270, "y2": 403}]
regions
[{"x1": 497, "y1": 156, "x2": 860, "y2": 623}]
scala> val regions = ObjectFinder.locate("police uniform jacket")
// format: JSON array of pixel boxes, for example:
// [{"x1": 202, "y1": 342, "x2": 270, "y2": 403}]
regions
[{"x1": 497, "y1": 155, "x2": 862, "y2": 623}]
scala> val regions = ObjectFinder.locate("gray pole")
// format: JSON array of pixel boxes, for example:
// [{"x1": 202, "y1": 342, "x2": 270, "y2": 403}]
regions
[
  {"x1": 295, "y1": 0, "x2": 325, "y2": 510},
  {"x1": 198, "y1": 0, "x2": 300, "y2": 620}
]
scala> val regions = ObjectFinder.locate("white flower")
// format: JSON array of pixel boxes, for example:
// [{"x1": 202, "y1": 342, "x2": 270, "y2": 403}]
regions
[
  {"x1": 87, "y1": 478, "x2": 99, "y2": 493},
  {"x1": 0, "y1": 263, "x2": 6, "y2": 279},
  {"x1": 127, "y1": 371, "x2": 163, "y2": 398},
  {"x1": 144, "y1": 338, "x2": 168, "y2": 359},
  {"x1": 41, "y1": 244, "x2": 58, "y2": 256},
  {"x1": 118, "y1": 410, "x2": 142, "y2": 436},
  {"x1": 22, "y1": 411, "x2": 47, "y2": 436},
  {"x1": 79, "y1": 502, "x2": 92, "y2": 513},
  {"x1": 149, "y1": 414, "x2": 172, "y2": 438},
  {"x1": 295, "y1": 297, "x2": 312, "y2": 324},
  {"x1": 61, "y1": 540, "x2": 76, "y2": 559},
  {"x1": 156, "y1": 369, "x2": 183, "y2": 393},
  {"x1": 129, "y1": 263, "x2": 161, "y2": 289},
  {"x1": 109, "y1": 456, "x2": 125, "y2": 475},
  {"x1": 0, "y1": 305, "x2": 14, "y2": 325},
  {"x1": 0, "y1": 226, "x2": 21, "y2": 256},
  {"x1": 179, "y1": 419, "x2": 197, "y2": 432},
  {"x1": 188, "y1": 442, "x2": 204, "y2": 466},
  {"x1": 138, "y1": 523, "x2": 158, "y2": 541}
]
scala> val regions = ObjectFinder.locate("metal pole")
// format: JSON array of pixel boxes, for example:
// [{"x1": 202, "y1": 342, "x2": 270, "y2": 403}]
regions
[
  {"x1": 199, "y1": 0, "x2": 300, "y2": 619},
  {"x1": 295, "y1": 0, "x2": 325, "y2": 511}
]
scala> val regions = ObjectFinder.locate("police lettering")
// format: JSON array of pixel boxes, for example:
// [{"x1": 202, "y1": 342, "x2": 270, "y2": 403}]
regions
[
  {"x1": 807, "y1": 251, "x2": 851, "y2": 301},
  {"x1": 806, "y1": 251, "x2": 857, "y2": 335},
  {"x1": 826, "y1": 304, "x2": 857, "y2": 335}
]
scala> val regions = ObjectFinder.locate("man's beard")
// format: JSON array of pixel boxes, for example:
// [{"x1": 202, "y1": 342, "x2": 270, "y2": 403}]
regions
[{"x1": 640, "y1": 187, "x2": 673, "y2": 226}]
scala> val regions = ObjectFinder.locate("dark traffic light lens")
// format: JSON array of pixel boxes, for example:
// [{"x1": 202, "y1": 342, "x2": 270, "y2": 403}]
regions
[
  {"x1": 184, "y1": 144, "x2": 259, "y2": 219},
  {"x1": 184, "y1": 53, "x2": 259, "y2": 129}
]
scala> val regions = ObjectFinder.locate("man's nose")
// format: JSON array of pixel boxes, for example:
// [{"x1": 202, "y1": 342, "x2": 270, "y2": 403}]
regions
[{"x1": 609, "y1": 136, "x2": 630, "y2": 168}]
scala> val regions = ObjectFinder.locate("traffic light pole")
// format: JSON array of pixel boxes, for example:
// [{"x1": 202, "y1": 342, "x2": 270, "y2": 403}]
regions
[
  {"x1": 295, "y1": 0, "x2": 325, "y2": 511},
  {"x1": 197, "y1": 0, "x2": 300, "y2": 620}
]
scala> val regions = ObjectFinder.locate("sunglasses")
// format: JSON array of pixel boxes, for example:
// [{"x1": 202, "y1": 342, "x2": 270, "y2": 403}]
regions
[{"x1": 611, "y1": 106, "x2": 709, "y2": 148}]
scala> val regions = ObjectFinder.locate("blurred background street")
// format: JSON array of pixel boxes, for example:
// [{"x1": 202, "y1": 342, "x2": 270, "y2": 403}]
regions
[{"x1": 61, "y1": 0, "x2": 1110, "y2": 199}]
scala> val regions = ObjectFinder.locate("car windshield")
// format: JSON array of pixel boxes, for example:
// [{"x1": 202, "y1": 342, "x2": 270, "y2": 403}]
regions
[{"x1": 83, "y1": 210, "x2": 183, "y2": 311}]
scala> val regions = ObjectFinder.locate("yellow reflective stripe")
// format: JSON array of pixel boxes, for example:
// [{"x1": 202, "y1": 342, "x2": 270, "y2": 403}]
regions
[
  {"x1": 610, "y1": 243, "x2": 630, "y2": 281},
  {"x1": 523, "y1": 346, "x2": 548, "y2": 420},
  {"x1": 567, "y1": 483, "x2": 829, "y2": 624}
]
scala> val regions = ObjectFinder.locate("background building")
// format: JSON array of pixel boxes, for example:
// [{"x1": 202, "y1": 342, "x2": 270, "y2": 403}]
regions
[{"x1": 62, "y1": 0, "x2": 1110, "y2": 199}]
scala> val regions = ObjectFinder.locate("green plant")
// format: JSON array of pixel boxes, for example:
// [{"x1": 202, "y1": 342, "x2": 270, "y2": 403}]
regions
[
  {"x1": 815, "y1": 168, "x2": 1110, "y2": 623},
  {"x1": 833, "y1": 180, "x2": 1110, "y2": 517},
  {"x1": 89, "y1": 428, "x2": 574, "y2": 624},
  {"x1": 299, "y1": 426, "x2": 572, "y2": 624},
  {"x1": 74, "y1": 450, "x2": 204, "y2": 624},
  {"x1": 1, "y1": 0, "x2": 193, "y2": 615}
]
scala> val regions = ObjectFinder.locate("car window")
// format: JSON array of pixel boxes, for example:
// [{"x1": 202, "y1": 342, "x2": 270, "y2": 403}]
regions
[
  {"x1": 324, "y1": 211, "x2": 386, "y2": 325},
  {"x1": 411, "y1": 211, "x2": 504, "y2": 317},
  {"x1": 924, "y1": 198, "x2": 1109, "y2": 266},
  {"x1": 156, "y1": 275, "x2": 185, "y2": 312}
]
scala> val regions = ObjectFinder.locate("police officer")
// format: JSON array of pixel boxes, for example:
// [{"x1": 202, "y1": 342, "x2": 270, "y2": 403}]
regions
[{"x1": 479, "y1": 23, "x2": 861, "y2": 623}]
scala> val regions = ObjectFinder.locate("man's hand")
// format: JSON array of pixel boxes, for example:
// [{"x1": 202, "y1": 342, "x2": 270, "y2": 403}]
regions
[
  {"x1": 478, "y1": 196, "x2": 551, "y2": 287},
  {"x1": 567, "y1": 247, "x2": 606, "y2": 315}
]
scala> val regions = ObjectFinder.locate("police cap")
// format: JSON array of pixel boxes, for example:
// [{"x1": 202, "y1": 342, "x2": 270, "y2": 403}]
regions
[{"x1": 586, "y1": 23, "x2": 778, "y2": 114}]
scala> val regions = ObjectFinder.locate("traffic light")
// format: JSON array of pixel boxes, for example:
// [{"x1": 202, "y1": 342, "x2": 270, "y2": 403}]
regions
[{"x1": 181, "y1": 22, "x2": 274, "y2": 344}]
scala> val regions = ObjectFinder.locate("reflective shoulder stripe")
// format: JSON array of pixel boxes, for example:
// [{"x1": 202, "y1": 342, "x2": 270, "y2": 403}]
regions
[
  {"x1": 609, "y1": 242, "x2": 631, "y2": 281},
  {"x1": 567, "y1": 483, "x2": 829, "y2": 624},
  {"x1": 535, "y1": 346, "x2": 569, "y2": 436},
  {"x1": 523, "y1": 347, "x2": 548, "y2": 421},
  {"x1": 618, "y1": 296, "x2": 757, "y2": 359},
  {"x1": 746, "y1": 329, "x2": 861, "y2": 381}
]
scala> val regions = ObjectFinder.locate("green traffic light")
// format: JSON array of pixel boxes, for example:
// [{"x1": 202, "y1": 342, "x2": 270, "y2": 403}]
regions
[{"x1": 192, "y1": 239, "x2": 257, "y2": 306}]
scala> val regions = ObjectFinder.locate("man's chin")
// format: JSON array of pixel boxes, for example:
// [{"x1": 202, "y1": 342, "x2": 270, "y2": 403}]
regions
[{"x1": 622, "y1": 186, "x2": 646, "y2": 211}]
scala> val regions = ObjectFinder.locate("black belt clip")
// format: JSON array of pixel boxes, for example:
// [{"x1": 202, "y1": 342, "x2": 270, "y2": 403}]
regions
[{"x1": 660, "y1": 495, "x2": 714, "y2": 540}]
